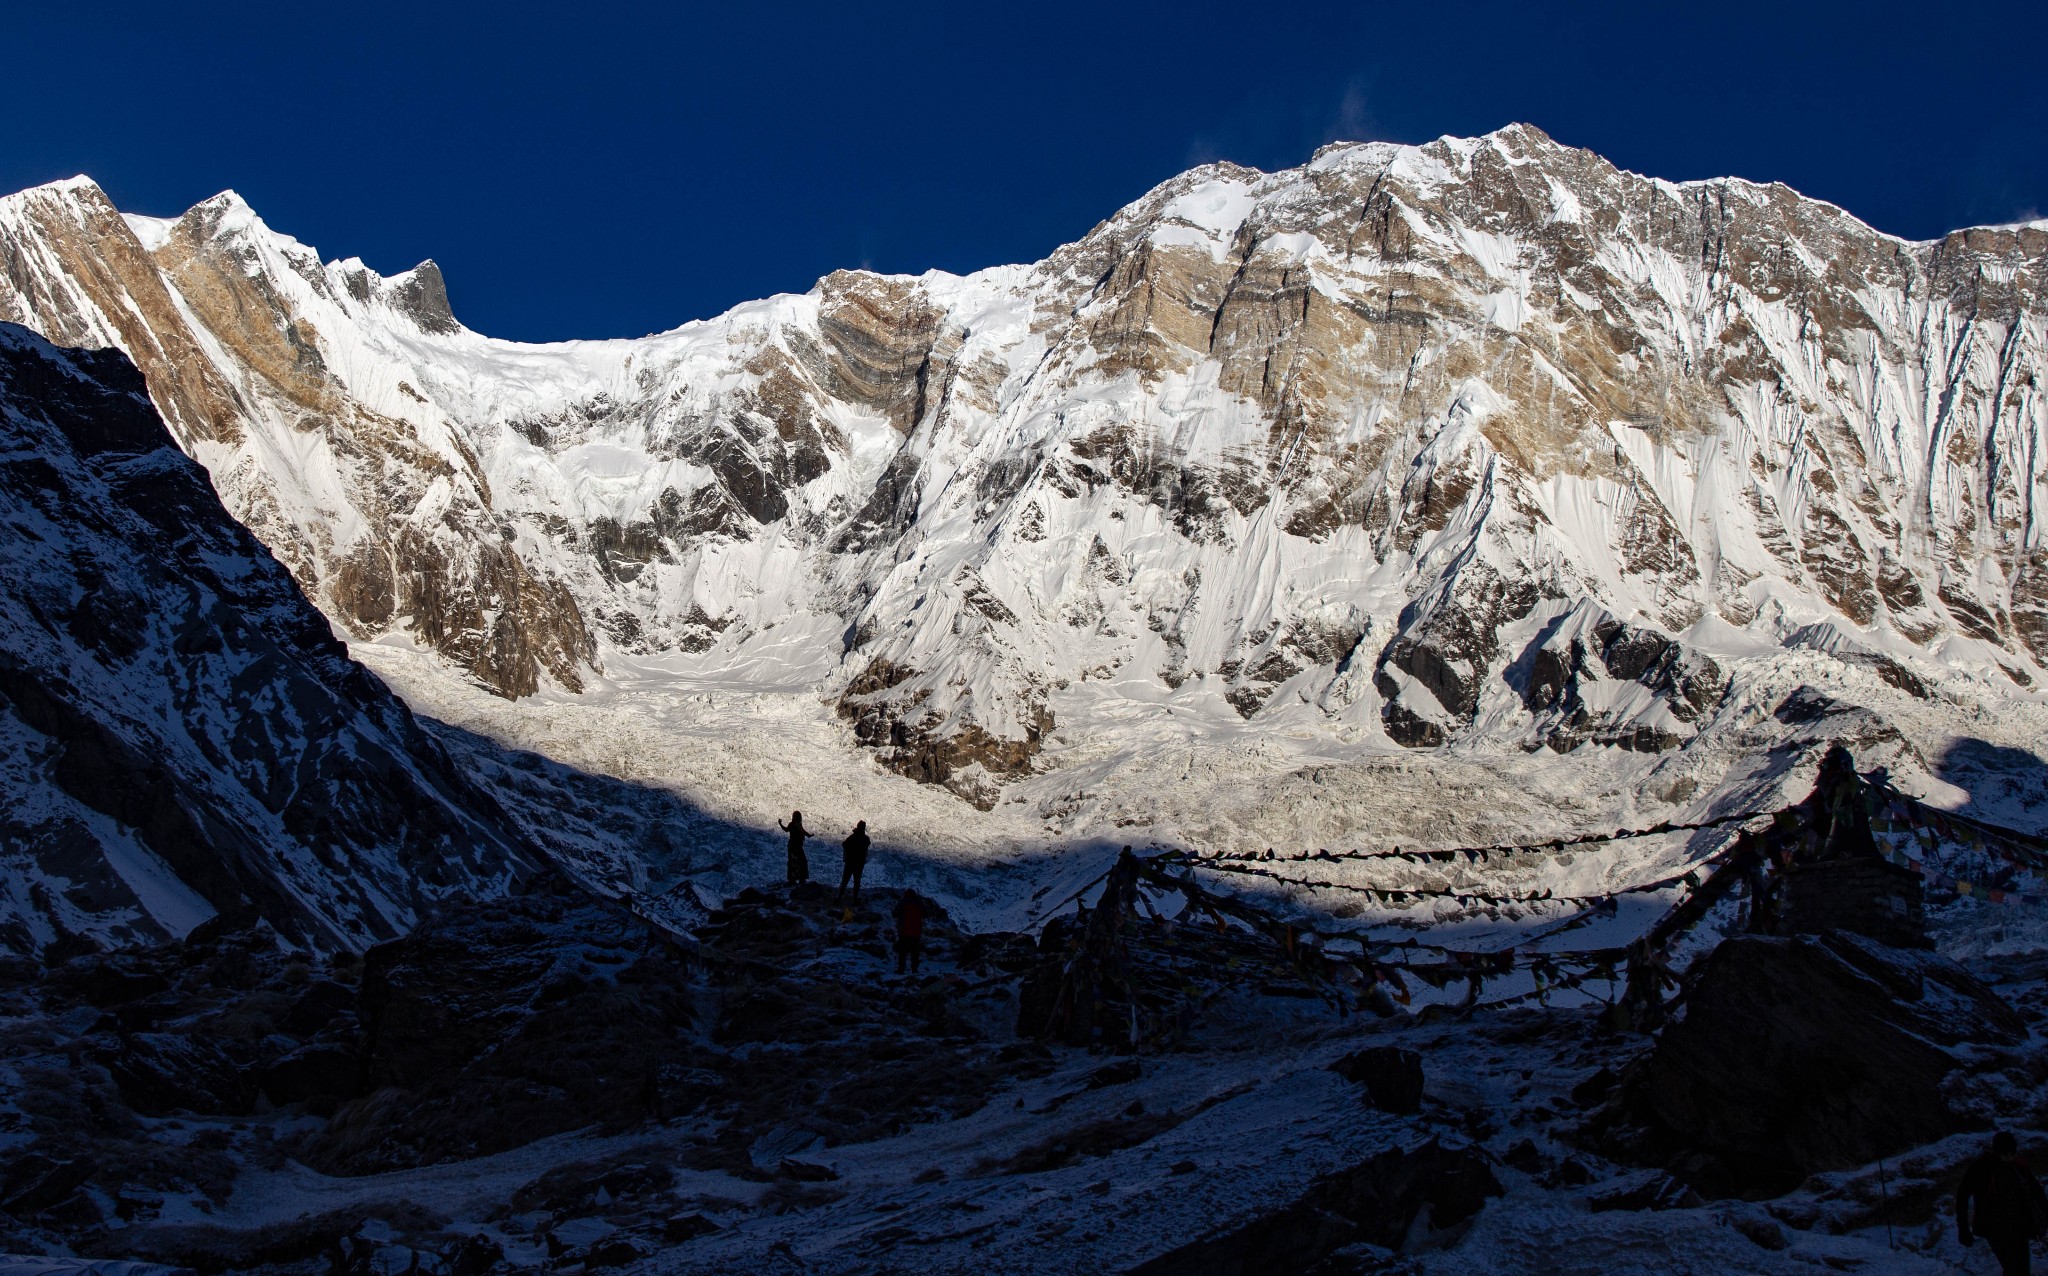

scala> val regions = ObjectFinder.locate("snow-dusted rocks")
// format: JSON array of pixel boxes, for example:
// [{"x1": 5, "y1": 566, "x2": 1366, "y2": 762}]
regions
[
  {"x1": 0, "y1": 324, "x2": 543, "y2": 954},
  {"x1": 1614, "y1": 931, "x2": 2026, "y2": 1196},
  {"x1": 1513, "y1": 600, "x2": 1726, "y2": 754},
  {"x1": 2, "y1": 125, "x2": 2044, "y2": 804}
]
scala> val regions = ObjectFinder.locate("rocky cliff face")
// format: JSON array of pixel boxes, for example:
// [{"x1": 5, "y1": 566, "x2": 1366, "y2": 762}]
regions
[
  {"x1": 3, "y1": 126, "x2": 2043, "y2": 805},
  {"x1": 0, "y1": 323, "x2": 549, "y2": 955}
]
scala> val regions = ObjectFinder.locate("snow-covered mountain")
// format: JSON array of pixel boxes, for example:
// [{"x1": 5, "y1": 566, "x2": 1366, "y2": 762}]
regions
[{"x1": 2, "y1": 125, "x2": 2044, "y2": 812}]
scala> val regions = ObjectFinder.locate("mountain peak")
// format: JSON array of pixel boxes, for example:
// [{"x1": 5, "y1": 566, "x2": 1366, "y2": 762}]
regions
[
  {"x1": 0, "y1": 174, "x2": 113, "y2": 216},
  {"x1": 387, "y1": 259, "x2": 461, "y2": 335}
]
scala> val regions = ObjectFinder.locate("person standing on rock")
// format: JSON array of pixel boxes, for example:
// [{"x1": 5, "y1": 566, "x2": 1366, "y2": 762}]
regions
[
  {"x1": 838, "y1": 820, "x2": 871, "y2": 904},
  {"x1": 893, "y1": 890, "x2": 926, "y2": 974},
  {"x1": 1958, "y1": 1130, "x2": 2048, "y2": 1275},
  {"x1": 778, "y1": 811, "x2": 810, "y2": 884}
]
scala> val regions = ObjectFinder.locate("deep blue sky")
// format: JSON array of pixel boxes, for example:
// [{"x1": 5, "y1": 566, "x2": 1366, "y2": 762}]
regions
[{"x1": 11, "y1": 1, "x2": 2043, "y2": 342}]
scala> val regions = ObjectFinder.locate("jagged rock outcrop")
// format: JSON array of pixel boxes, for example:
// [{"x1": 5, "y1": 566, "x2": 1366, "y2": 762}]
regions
[
  {"x1": 311, "y1": 885, "x2": 706, "y2": 1173},
  {"x1": 1330, "y1": 1046, "x2": 1426, "y2": 1115},
  {"x1": 1128, "y1": 1138, "x2": 1502, "y2": 1273},
  {"x1": 307, "y1": 881, "x2": 1031, "y2": 1176},
  {"x1": 2, "y1": 126, "x2": 2043, "y2": 799},
  {"x1": 0, "y1": 182, "x2": 597, "y2": 700},
  {"x1": 0, "y1": 323, "x2": 544, "y2": 955},
  {"x1": 1513, "y1": 599, "x2": 1726, "y2": 753}
]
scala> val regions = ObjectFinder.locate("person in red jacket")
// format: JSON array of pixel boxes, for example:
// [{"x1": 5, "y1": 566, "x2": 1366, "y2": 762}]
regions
[
  {"x1": 1959, "y1": 1131, "x2": 2048, "y2": 1275},
  {"x1": 893, "y1": 890, "x2": 926, "y2": 974}
]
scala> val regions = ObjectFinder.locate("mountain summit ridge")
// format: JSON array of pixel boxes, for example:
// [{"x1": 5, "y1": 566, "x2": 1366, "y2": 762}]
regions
[{"x1": 2, "y1": 126, "x2": 2043, "y2": 805}]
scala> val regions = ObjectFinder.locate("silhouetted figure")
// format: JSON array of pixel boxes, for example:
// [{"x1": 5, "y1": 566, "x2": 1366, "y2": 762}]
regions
[
  {"x1": 1959, "y1": 1130, "x2": 2048, "y2": 1275},
  {"x1": 838, "y1": 820, "x2": 871, "y2": 903},
  {"x1": 894, "y1": 890, "x2": 926, "y2": 974},
  {"x1": 778, "y1": 811, "x2": 810, "y2": 884},
  {"x1": 1799, "y1": 743, "x2": 1879, "y2": 862},
  {"x1": 1620, "y1": 938, "x2": 1676, "y2": 1032}
]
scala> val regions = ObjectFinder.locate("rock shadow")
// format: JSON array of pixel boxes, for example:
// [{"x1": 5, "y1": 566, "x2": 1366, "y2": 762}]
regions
[
  {"x1": 1931, "y1": 738, "x2": 2048, "y2": 832},
  {"x1": 409, "y1": 715, "x2": 1055, "y2": 927}
]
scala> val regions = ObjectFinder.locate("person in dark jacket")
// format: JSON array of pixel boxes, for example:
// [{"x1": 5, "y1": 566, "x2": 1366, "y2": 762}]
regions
[
  {"x1": 1959, "y1": 1130, "x2": 2048, "y2": 1274},
  {"x1": 838, "y1": 821, "x2": 871, "y2": 903},
  {"x1": 778, "y1": 811, "x2": 810, "y2": 884},
  {"x1": 893, "y1": 890, "x2": 926, "y2": 974}
]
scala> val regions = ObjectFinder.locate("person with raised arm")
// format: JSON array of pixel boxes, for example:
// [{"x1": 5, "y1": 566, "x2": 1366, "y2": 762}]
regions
[{"x1": 777, "y1": 810, "x2": 810, "y2": 884}]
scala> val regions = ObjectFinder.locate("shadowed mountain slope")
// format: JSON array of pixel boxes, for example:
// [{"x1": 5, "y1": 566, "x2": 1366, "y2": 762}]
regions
[{"x1": 0, "y1": 322, "x2": 550, "y2": 954}]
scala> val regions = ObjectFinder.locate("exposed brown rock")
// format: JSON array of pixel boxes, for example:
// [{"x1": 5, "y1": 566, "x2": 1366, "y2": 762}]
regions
[
  {"x1": 835, "y1": 658, "x2": 1050, "y2": 808},
  {"x1": 2014, "y1": 549, "x2": 2048, "y2": 664},
  {"x1": 0, "y1": 181, "x2": 248, "y2": 449}
]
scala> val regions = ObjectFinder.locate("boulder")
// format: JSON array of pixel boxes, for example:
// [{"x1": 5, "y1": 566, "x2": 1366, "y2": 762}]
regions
[
  {"x1": 661, "y1": 1213, "x2": 720, "y2": 1243},
  {"x1": 582, "y1": 1239, "x2": 645, "y2": 1270},
  {"x1": 281, "y1": 980, "x2": 357, "y2": 1037},
  {"x1": 1330, "y1": 1047, "x2": 1424, "y2": 1115},
  {"x1": 542, "y1": 1218, "x2": 619, "y2": 1264},
  {"x1": 1631, "y1": 931, "x2": 2022, "y2": 1195},
  {"x1": 1587, "y1": 1170, "x2": 1704, "y2": 1212},
  {"x1": 0, "y1": 1154, "x2": 96, "y2": 1215},
  {"x1": 101, "y1": 1033, "x2": 255, "y2": 1117},
  {"x1": 51, "y1": 957, "x2": 169, "y2": 1008},
  {"x1": 260, "y1": 1042, "x2": 362, "y2": 1107},
  {"x1": 1569, "y1": 1067, "x2": 1618, "y2": 1108},
  {"x1": 443, "y1": 1235, "x2": 503, "y2": 1276},
  {"x1": 509, "y1": 1159, "x2": 675, "y2": 1217},
  {"x1": 1128, "y1": 1139, "x2": 1500, "y2": 1274},
  {"x1": 304, "y1": 893, "x2": 706, "y2": 1173},
  {"x1": 1085, "y1": 1060, "x2": 1142, "y2": 1089}
]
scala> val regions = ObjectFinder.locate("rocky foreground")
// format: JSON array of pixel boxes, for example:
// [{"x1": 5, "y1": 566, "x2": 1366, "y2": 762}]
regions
[{"x1": 4, "y1": 867, "x2": 2048, "y2": 1275}]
